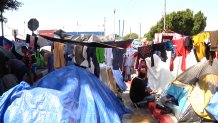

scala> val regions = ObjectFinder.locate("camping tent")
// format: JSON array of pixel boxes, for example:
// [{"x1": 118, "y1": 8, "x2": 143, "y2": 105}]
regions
[
  {"x1": 0, "y1": 36, "x2": 13, "y2": 50},
  {"x1": 0, "y1": 65, "x2": 131, "y2": 123},
  {"x1": 0, "y1": 46, "x2": 15, "y2": 59},
  {"x1": 160, "y1": 59, "x2": 218, "y2": 122}
]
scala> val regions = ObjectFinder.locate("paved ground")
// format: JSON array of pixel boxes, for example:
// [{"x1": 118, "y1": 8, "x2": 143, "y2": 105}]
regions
[{"x1": 121, "y1": 82, "x2": 157, "y2": 123}]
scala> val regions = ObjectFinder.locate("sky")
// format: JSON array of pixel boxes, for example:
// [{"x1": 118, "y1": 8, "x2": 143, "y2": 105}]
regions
[{"x1": 1, "y1": 0, "x2": 218, "y2": 39}]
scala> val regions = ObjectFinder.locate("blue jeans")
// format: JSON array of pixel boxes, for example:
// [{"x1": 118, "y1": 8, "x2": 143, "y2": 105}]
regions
[
  {"x1": 143, "y1": 95, "x2": 156, "y2": 102},
  {"x1": 135, "y1": 95, "x2": 156, "y2": 106}
]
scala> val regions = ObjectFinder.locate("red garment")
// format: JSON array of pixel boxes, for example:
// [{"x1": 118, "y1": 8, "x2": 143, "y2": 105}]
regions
[{"x1": 170, "y1": 38, "x2": 191, "y2": 71}]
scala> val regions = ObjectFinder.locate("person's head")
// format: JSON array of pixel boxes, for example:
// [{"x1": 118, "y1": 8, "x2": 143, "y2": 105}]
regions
[
  {"x1": 138, "y1": 68, "x2": 147, "y2": 79},
  {"x1": 140, "y1": 60, "x2": 146, "y2": 68},
  {"x1": 21, "y1": 46, "x2": 28, "y2": 54}
]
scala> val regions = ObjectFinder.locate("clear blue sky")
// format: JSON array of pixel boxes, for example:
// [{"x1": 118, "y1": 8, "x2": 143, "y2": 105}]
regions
[{"x1": 2, "y1": 0, "x2": 218, "y2": 39}]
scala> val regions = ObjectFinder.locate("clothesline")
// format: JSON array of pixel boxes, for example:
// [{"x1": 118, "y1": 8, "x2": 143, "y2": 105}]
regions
[{"x1": 136, "y1": 31, "x2": 218, "y2": 72}]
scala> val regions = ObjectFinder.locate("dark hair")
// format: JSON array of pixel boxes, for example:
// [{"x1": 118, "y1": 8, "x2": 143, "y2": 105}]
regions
[
  {"x1": 138, "y1": 71, "x2": 146, "y2": 78},
  {"x1": 140, "y1": 59, "x2": 146, "y2": 64},
  {"x1": 21, "y1": 46, "x2": 28, "y2": 50}
]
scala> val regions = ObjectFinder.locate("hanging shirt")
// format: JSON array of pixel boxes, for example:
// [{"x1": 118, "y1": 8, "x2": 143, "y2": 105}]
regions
[
  {"x1": 192, "y1": 32, "x2": 210, "y2": 61},
  {"x1": 209, "y1": 31, "x2": 218, "y2": 51},
  {"x1": 96, "y1": 48, "x2": 105, "y2": 63},
  {"x1": 171, "y1": 38, "x2": 191, "y2": 71},
  {"x1": 136, "y1": 45, "x2": 153, "y2": 68},
  {"x1": 64, "y1": 44, "x2": 74, "y2": 58},
  {"x1": 53, "y1": 42, "x2": 65, "y2": 69},
  {"x1": 80, "y1": 46, "x2": 89, "y2": 68},
  {"x1": 154, "y1": 33, "x2": 163, "y2": 44},
  {"x1": 152, "y1": 43, "x2": 167, "y2": 62},
  {"x1": 104, "y1": 48, "x2": 113, "y2": 66},
  {"x1": 87, "y1": 47, "x2": 100, "y2": 77},
  {"x1": 164, "y1": 40, "x2": 176, "y2": 59},
  {"x1": 146, "y1": 54, "x2": 174, "y2": 94},
  {"x1": 74, "y1": 45, "x2": 85, "y2": 65},
  {"x1": 112, "y1": 48, "x2": 126, "y2": 70},
  {"x1": 184, "y1": 36, "x2": 193, "y2": 51},
  {"x1": 124, "y1": 54, "x2": 135, "y2": 67}
]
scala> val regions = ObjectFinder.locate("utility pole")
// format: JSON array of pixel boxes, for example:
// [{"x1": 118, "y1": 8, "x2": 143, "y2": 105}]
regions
[
  {"x1": 77, "y1": 22, "x2": 78, "y2": 35},
  {"x1": 113, "y1": 9, "x2": 116, "y2": 40},
  {"x1": 164, "y1": 0, "x2": 166, "y2": 30},
  {"x1": 140, "y1": 22, "x2": 141, "y2": 41},
  {"x1": 130, "y1": 27, "x2": 131, "y2": 34},
  {"x1": 119, "y1": 20, "x2": 120, "y2": 37},
  {"x1": 122, "y1": 20, "x2": 125, "y2": 37},
  {"x1": 24, "y1": 21, "x2": 26, "y2": 36},
  {"x1": 104, "y1": 17, "x2": 106, "y2": 36}
]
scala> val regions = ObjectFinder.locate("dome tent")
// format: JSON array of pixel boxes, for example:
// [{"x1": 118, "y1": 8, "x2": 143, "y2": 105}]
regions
[{"x1": 0, "y1": 65, "x2": 131, "y2": 123}]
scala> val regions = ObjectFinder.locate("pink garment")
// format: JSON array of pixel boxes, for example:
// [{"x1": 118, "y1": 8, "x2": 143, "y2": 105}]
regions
[{"x1": 172, "y1": 33, "x2": 184, "y2": 40}]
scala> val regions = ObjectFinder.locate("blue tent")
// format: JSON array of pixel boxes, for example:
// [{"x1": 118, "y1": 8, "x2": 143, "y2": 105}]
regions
[
  {"x1": 0, "y1": 65, "x2": 131, "y2": 123},
  {"x1": 0, "y1": 36, "x2": 13, "y2": 49}
]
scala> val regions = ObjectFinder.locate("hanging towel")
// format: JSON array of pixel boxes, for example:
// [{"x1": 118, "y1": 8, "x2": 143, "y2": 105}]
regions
[{"x1": 53, "y1": 42, "x2": 65, "y2": 69}]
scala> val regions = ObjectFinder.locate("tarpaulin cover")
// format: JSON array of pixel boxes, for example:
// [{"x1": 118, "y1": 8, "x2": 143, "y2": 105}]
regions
[
  {"x1": 0, "y1": 36, "x2": 12, "y2": 50},
  {"x1": 112, "y1": 69, "x2": 127, "y2": 91},
  {"x1": 161, "y1": 82, "x2": 201, "y2": 122},
  {"x1": 0, "y1": 82, "x2": 31, "y2": 123},
  {"x1": 206, "y1": 91, "x2": 218, "y2": 121},
  {"x1": 0, "y1": 65, "x2": 131, "y2": 123},
  {"x1": 40, "y1": 35, "x2": 123, "y2": 49}
]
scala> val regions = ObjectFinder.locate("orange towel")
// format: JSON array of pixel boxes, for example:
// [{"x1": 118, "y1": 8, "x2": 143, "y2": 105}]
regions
[{"x1": 53, "y1": 42, "x2": 65, "y2": 69}]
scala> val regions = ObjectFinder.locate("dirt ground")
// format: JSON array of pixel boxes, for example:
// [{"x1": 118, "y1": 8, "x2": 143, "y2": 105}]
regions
[{"x1": 121, "y1": 82, "x2": 157, "y2": 123}]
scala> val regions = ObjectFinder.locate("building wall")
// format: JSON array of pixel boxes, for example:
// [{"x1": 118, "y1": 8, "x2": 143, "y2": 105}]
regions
[{"x1": 38, "y1": 30, "x2": 55, "y2": 37}]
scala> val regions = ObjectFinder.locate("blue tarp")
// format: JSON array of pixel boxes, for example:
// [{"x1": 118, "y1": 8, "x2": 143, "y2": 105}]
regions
[
  {"x1": 162, "y1": 83, "x2": 192, "y2": 120},
  {"x1": 0, "y1": 36, "x2": 12, "y2": 49},
  {"x1": 0, "y1": 65, "x2": 131, "y2": 123},
  {"x1": 0, "y1": 82, "x2": 31, "y2": 123},
  {"x1": 206, "y1": 91, "x2": 218, "y2": 121},
  {"x1": 112, "y1": 69, "x2": 127, "y2": 91}
]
